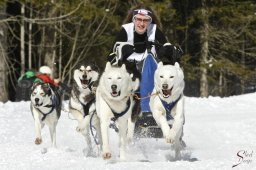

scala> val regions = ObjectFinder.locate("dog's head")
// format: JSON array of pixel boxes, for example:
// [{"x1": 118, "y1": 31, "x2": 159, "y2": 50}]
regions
[
  {"x1": 99, "y1": 62, "x2": 132, "y2": 99},
  {"x1": 30, "y1": 82, "x2": 52, "y2": 107},
  {"x1": 73, "y1": 64, "x2": 99, "y2": 89},
  {"x1": 154, "y1": 62, "x2": 184, "y2": 98}
]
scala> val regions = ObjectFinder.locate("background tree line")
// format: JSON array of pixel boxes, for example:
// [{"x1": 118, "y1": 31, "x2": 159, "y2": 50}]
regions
[{"x1": 0, "y1": 0, "x2": 255, "y2": 102}]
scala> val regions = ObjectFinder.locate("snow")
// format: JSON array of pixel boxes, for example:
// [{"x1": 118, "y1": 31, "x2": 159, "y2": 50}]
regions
[{"x1": 0, "y1": 93, "x2": 256, "y2": 170}]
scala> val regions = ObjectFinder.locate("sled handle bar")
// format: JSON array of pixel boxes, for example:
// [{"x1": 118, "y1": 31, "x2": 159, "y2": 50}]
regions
[{"x1": 111, "y1": 41, "x2": 163, "y2": 65}]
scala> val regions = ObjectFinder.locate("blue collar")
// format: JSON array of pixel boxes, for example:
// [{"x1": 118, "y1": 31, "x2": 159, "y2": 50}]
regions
[{"x1": 160, "y1": 95, "x2": 182, "y2": 121}]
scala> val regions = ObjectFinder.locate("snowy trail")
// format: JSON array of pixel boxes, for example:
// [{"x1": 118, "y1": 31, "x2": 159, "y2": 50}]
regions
[{"x1": 0, "y1": 93, "x2": 256, "y2": 170}]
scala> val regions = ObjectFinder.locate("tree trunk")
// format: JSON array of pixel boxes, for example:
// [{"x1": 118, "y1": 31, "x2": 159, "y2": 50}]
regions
[
  {"x1": 241, "y1": 33, "x2": 246, "y2": 93},
  {"x1": 0, "y1": 4, "x2": 8, "y2": 102},
  {"x1": 28, "y1": 2, "x2": 32, "y2": 69},
  {"x1": 218, "y1": 71, "x2": 223, "y2": 96},
  {"x1": 199, "y1": 0, "x2": 209, "y2": 97},
  {"x1": 20, "y1": 2, "x2": 25, "y2": 74}
]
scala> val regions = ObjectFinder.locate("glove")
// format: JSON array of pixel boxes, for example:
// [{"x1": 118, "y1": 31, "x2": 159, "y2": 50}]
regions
[
  {"x1": 107, "y1": 53, "x2": 117, "y2": 64},
  {"x1": 107, "y1": 52, "x2": 116, "y2": 62},
  {"x1": 121, "y1": 44, "x2": 134, "y2": 61},
  {"x1": 172, "y1": 46, "x2": 183, "y2": 62},
  {"x1": 158, "y1": 43, "x2": 183, "y2": 64}
]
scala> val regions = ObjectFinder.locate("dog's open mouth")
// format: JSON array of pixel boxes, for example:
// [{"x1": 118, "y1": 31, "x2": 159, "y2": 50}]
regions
[
  {"x1": 34, "y1": 102, "x2": 43, "y2": 107},
  {"x1": 162, "y1": 87, "x2": 173, "y2": 98},
  {"x1": 80, "y1": 78, "x2": 91, "y2": 88},
  {"x1": 111, "y1": 91, "x2": 121, "y2": 97}
]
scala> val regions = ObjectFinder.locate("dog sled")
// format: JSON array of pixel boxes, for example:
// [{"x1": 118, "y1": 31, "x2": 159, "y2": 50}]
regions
[{"x1": 111, "y1": 41, "x2": 182, "y2": 138}]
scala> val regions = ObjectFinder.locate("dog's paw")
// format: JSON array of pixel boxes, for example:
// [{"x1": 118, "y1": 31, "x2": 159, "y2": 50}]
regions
[
  {"x1": 35, "y1": 138, "x2": 42, "y2": 145},
  {"x1": 127, "y1": 137, "x2": 133, "y2": 145},
  {"x1": 102, "y1": 152, "x2": 111, "y2": 160},
  {"x1": 166, "y1": 130, "x2": 177, "y2": 144},
  {"x1": 165, "y1": 137, "x2": 174, "y2": 144}
]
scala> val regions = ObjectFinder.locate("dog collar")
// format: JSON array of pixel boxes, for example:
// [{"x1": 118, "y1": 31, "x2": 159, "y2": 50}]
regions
[
  {"x1": 106, "y1": 97, "x2": 131, "y2": 133},
  {"x1": 105, "y1": 97, "x2": 131, "y2": 121},
  {"x1": 36, "y1": 95, "x2": 57, "y2": 121},
  {"x1": 159, "y1": 95, "x2": 182, "y2": 121}
]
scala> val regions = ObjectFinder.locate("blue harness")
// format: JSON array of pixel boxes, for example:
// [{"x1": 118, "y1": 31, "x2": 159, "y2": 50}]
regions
[{"x1": 160, "y1": 95, "x2": 182, "y2": 121}]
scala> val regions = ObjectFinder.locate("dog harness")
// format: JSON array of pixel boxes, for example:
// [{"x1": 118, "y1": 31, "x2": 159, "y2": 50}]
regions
[
  {"x1": 104, "y1": 97, "x2": 131, "y2": 133},
  {"x1": 71, "y1": 82, "x2": 97, "y2": 117},
  {"x1": 159, "y1": 95, "x2": 182, "y2": 121},
  {"x1": 36, "y1": 94, "x2": 58, "y2": 121},
  {"x1": 81, "y1": 97, "x2": 95, "y2": 117}
]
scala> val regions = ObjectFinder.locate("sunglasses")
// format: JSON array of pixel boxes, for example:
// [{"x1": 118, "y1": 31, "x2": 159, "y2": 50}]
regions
[{"x1": 134, "y1": 17, "x2": 151, "y2": 23}]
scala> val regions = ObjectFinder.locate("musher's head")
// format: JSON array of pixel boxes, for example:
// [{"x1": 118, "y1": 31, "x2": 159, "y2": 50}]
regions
[
  {"x1": 123, "y1": 4, "x2": 161, "y2": 31},
  {"x1": 39, "y1": 65, "x2": 53, "y2": 78},
  {"x1": 132, "y1": 9, "x2": 152, "y2": 34}
]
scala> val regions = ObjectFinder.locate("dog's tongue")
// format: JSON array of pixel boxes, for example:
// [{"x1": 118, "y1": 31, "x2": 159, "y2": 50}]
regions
[
  {"x1": 163, "y1": 89, "x2": 172, "y2": 96},
  {"x1": 112, "y1": 91, "x2": 118, "y2": 96},
  {"x1": 81, "y1": 79, "x2": 88, "y2": 85}
]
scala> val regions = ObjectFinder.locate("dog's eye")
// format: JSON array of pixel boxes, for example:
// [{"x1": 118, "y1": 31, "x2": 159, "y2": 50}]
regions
[
  {"x1": 117, "y1": 77, "x2": 122, "y2": 80},
  {"x1": 87, "y1": 69, "x2": 92, "y2": 72},
  {"x1": 160, "y1": 76, "x2": 163, "y2": 78},
  {"x1": 40, "y1": 92, "x2": 45, "y2": 96},
  {"x1": 32, "y1": 92, "x2": 36, "y2": 96},
  {"x1": 108, "y1": 77, "x2": 112, "y2": 80},
  {"x1": 170, "y1": 76, "x2": 174, "y2": 78}
]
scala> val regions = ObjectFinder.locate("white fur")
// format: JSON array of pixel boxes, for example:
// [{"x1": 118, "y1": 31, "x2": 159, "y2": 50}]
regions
[
  {"x1": 30, "y1": 84, "x2": 60, "y2": 148},
  {"x1": 149, "y1": 62, "x2": 185, "y2": 159},
  {"x1": 96, "y1": 62, "x2": 139, "y2": 160},
  {"x1": 69, "y1": 65, "x2": 101, "y2": 156}
]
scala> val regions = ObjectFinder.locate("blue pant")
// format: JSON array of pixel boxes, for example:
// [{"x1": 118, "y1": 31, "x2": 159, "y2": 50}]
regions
[{"x1": 140, "y1": 54, "x2": 157, "y2": 112}]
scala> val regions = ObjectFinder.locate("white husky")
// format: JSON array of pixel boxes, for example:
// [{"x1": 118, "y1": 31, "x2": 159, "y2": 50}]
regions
[
  {"x1": 96, "y1": 62, "x2": 139, "y2": 160},
  {"x1": 150, "y1": 62, "x2": 185, "y2": 159},
  {"x1": 69, "y1": 64, "x2": 102, "y2": 156}
]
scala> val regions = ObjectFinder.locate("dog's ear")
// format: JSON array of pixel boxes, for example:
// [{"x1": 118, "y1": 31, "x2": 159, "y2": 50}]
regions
[
  {"x1": 31, "y1": 81, "x2": 40, "y2": 90},
  {"x1": 105, "y1": 62, "x2": 111, "y2": 71},
  {"x1": 42, "y1": 83, "x2": 52, "y2": 95},
  {"x1": 121, "y1": 64, "x2": 126, "y2": 71},
  {"x1": 91, "y1": 61, "x2": 100, "y2": 72},
  {"x1": 175, "y1": 63, "x2": 184, "y2": 83},
  {"x1": 174, "y1": 62, "x2": 180, "y2": 68},
  {"x1": 158, "y1": 62, "x2": 163, "y2": 68}
]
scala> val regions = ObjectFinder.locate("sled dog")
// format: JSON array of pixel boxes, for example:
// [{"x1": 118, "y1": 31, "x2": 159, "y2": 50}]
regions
[
  {"x1": 69, "y1": 63, "x2": 102, "y2": 156},
  {"x1": 30, "y1": 82, "x2": 62, "y2": 147},
  {"x1": 96, "y1": 62, "x2": 139, "y2": 160},
  {"x1": 149, "y1": 62, "x2": 185, "y2": 159}
]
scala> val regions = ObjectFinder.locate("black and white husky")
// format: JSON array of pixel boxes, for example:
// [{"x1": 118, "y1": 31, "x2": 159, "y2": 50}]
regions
[
  {"x1": 30, "y1": 82, "x2": 62, "y2": 148},
  {"x1": 69, "y1": 63, "x2": 102, "y2": 156}
]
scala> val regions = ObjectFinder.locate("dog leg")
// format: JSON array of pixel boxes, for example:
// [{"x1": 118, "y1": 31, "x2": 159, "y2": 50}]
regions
[
  {"x1": 118, "y1": 118, "x2": 128, "y2": 160},
  {"x1": 76, "y1": 115, "x2": 90, "y2": 132},
  {"x1": 81, "y1": 126, "x2": 93, "y2": 157},
  {"x1": 92, "y1": 116, "x2": 102, "y2": 147},
  {"x1": 127, "y1": 117, "x2": 135, "y2": 144},
  {"x1": 34, "y1": 119, "x2": 42, "y2": 145},
  {"x1": 101, "y1": 119, "x2": 111, "y2": 160},
  {"x1": 152, "y1": 111, "x2": 173, "y2": 143},
  {"x1": 49, "y1": 121, "x2": 57, "y2": 148}
]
